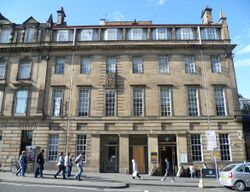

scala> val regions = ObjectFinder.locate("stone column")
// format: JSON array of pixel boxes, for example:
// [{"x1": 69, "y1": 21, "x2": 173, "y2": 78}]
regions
[
  {"x1": 177, "y1": 133, "x2": 188, "y2": 167},
  {"x1": 148, "y1": 134, "x2": 158, "y2": 174},
  {"x1": 119, "y1": 134, "x2": 129, "y2": 174},
  {"x1": 89, "y1": 134, "x2": 100, "y2": 172}
]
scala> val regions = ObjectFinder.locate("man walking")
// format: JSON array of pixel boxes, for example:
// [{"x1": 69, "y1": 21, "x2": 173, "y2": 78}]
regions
[
  {"x1": 54, "y1": 152, "x2": 66, "y2": 179},
  {"x1": 161, "y1": 158, "x2": 175, "y2": 182},
  {"x1": 74, "y1": 152, "x2": 84, "y2": 181},
  {"x1": 34, "y1": 149, "x2": 45, "y2": 178},
  {"x1": 132, "y1": 159, "x2": 141, "y2": 179},
  {"x1": 16, "y1": 151, "x2": 26, "y2": 176}
]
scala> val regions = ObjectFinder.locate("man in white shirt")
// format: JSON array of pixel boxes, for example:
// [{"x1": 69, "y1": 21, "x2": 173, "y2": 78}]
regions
[{"x1": 74, "y1": 152, "x2": 84, "y2": 181}]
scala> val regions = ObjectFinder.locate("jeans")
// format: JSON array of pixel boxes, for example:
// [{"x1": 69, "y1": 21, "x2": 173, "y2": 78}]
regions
[
  {"x1": 34, "y1": 164, "x2": 44, "y2": 177},
  {"x1": 16, "y1": 164, "x2": 25, "y2": 176},
  {"x1": 55, "y1": 165, "x2": 66, "y2": 179},
  {"x1": 75, "y1": 165, "x2": 83, "y2": 180},
  {"x1": 65, "y1": 166, "x2": 72, "y2": 177}
]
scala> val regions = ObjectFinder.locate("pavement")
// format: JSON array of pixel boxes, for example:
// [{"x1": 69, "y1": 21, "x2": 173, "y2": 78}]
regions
[{"x1": 0, "y1": 170, "x2": 223, "y2": 189}]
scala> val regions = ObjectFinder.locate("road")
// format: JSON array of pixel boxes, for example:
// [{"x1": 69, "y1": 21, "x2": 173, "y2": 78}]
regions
[{"x1": 0, "y1": 182, "x2": 231, "y2": 192}]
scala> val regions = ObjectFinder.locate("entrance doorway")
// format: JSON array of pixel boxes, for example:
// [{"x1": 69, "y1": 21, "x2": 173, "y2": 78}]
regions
[
  {"x1": 129, "y1": 135, "x2": 148, "y2": 174},
  {"x1": 158, "y1": 135, "x2": 177, "y2": 176},
  {"x1": 100, "y1": 135, "x2": 119, "y2": 173},
  {"x1": 20, "y1": 130, "x2": 32, "y2": 154}
]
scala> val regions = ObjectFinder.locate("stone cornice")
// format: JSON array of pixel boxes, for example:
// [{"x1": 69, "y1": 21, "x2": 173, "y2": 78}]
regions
[{"x1": 0, "y1": 42, "x2": 236, "y2": 52}]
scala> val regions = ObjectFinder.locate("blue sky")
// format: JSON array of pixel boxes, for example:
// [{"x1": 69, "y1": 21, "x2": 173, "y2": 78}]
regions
[{"x1": 1, "y1": 0, "x2": 250, "y2": 98}]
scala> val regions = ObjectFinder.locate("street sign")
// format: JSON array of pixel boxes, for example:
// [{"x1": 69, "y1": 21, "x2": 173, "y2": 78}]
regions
[
  {"x1": 213, "y1": 151, "x2": 220, "y2": 159},
  {"x1": 206, "y1": 130, "x2": 217, "y2": 151}
]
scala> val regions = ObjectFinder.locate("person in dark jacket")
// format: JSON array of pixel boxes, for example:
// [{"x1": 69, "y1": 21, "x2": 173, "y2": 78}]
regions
[
  {"x1": 34, "y1": 149, "x2": 45, "y2": 178},
  {"x1": 161, "y1": 158, "x2": 175, "y2": 182}
]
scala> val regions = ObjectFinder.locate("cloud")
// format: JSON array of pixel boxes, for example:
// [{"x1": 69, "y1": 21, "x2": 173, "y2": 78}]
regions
[
  {"x1": 235, "y1": 58, "x2": 250, "y2": 67},
  {"x1": 146, "y1": 0, "x2": 167, "y2": 6},
  {"x1": 112, "y1": 11, "x2": 125, "y2": 21},
  {"x1": 237, "y1": 44, "x2": 250, "y2": 55},
  {"x1": 157, "y1": 0, "x2": 167, "y2": 5}
]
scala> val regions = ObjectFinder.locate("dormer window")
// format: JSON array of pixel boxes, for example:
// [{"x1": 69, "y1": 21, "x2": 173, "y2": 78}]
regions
[
  {"x1": 0, "y1": 29, "x2": 11, "y2": 43},
  {"x1": 103, "y1": 28, "x2": 122, "y2": 40},
  {"x1": 176, "y1": 28, "x2": 196, "y2": 40},
  {"x1": 127, "y1": 28, "x2": 147, "y2": 40},
  {"x1": 78, "y1": 29, "x2": 98, "y2": 41},
  {"x1": 24, "y1": 28, "x2": 36, "y2": 43},
  {"x1": 55, "y1": 30, "x2": 73, "y2": 42},
  {"x1": 151, "y1": 28, "x2": 171, "y2": 40},
  {"x1": 201, "y1": 28, "x2": 220, "y2": 40}
]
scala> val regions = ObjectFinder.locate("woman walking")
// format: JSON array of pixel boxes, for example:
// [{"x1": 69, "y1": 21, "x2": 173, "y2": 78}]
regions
[{"x1": 54, "y1": 152, "x2": 66, "y2": 179}]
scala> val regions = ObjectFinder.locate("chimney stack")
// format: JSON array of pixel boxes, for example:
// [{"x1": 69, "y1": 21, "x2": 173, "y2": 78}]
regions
[
  {"x1": 201, "y1": 6, "x2": 213, "y2": 24},
  {"x1": 57, "y1": 7, "x2": 66, "y2": 25}
]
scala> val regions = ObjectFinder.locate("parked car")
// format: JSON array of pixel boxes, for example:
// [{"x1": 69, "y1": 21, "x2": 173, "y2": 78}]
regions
[{"x1": 219, "y1": 162, "x2": 250, "y2": 191}]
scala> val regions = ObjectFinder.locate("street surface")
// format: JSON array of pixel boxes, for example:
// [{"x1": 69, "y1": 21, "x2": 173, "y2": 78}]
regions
[{"x1": 0, "y1": 182, "x2": 233, "y2": 192}]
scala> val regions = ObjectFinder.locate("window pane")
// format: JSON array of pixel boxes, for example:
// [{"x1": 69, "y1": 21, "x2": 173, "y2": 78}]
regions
[
  {"x1": 127, "y1": 28, "x2": 146, "y2": 40},
  {"x1": 184, "y1": 56, "x2": 195, "y2": 74},
  {"x1": 211, "y1": 55, "x2": 221, "y2": 73},
  {"x1": 160, "y1": 87, "x2": 171, "y2": 116},
  {"x1": 214, "y1": 88, "x2": 226, "y2": 116},
  {"x1": 176, "y1": 28, "x2": 195, "y2": 40},
  {"x1": 76, "y1": 134, "x2": 87, "y2": 161},
  {"x1": 159, "y1": 56, "x2": 169, "y2": 73},
  {"x1": 103, "y1": 29, "x2": 122, "y2": 40},
  {"x1": 55, "y1": 57, "x2": 64, "y2": 74},
  {"x1": 106, "y1": 56, "x2": 116, "y2": 74},
  {"x1": 24, "y1": 28, "x2": 35, "y2": 43},
  {"x1": 105, "y1": 89, "x2": 116, "y2": 116},
  {"x1": 0, "y1": 90, "x2": 3, "y2": 113},
  {"x1": 152, "y1": 28, "x2": 171, "y2": 40},
  {"x1": 0, "y1": 29, "x2": 11, "y2": 43},
  {"x1": 133, "y1": 87, "x2": 144, "y2": 116},
  {"x1": 187, "y1": 88, "x2": 199, "y2": 116},
  {"x1": 52, "y1": 89, "x2": 63, "y2": 116},
  {"x1": 15, "y1": 90, "x2": 28, "y2": 114},
  {"x1": 201, "y1": 28, "x2": 220, "y2": 40},
  {"x1": 132, "y1": 56, "x2": 143, "y2": 73},
  {"x1": 48, "y1": 135, "x2": 59, "y2": 161},
  {"x1": 80, "y1": 57, "x2": 90, "y2": 74},
  {"x1": 219, "y1": 134, "x2": 231, "y2": 161},
  {"x1": 191, "y1": 134, "x2": 202, "y2": 161},
  {"x1": 0, "y1": 60, "x2": 6, "y2": 79},
  {"x1": 56, "y1": 30, "x2": 72, "y2": 41},
  {"x1": 78, "y1": 29, "x2": 97, "y2": 41},
  {"x1": 78, "y1": 88, "x2": 89, "y2": 116},
  {"x1": 18, "y1": 60, "x2": 31, "y2": 79}
]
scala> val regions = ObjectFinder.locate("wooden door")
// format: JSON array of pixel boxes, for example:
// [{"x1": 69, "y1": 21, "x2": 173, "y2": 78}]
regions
[{"x1": 133, "y1": 146, "x2": 145, "y2": 173}]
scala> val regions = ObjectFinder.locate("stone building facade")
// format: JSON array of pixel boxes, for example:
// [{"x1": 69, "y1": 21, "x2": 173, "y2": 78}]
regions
[{"x1": 0, "y1": 7, "x2": 245, "y2": 174}]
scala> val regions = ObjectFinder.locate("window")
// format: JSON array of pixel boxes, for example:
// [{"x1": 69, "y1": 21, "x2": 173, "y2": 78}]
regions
[
  {"x1": 151, "y1": 28, "x2": 171, "y2": 40},
  {"x1": 0, "y1": 130, "x2": 2, "y2": 148},
  {"x1": 14, "y1": 90, "x2": 28, "y2": 115},
  {"x1": 106, "y1": 56, "x2": 116, "y2": 74},
  {"x1": 0, "y1": 90, "x2": 3, "y2": 114},
  {"x1": 80, "y1": 57, "x2": 90, "y2": 74},
  {"x1": 78, "y1": 29, "x2": 98, "y2": 41},
  {"x1": 54, "y1": 57, "x2": 64, "y2": 74},
  {"x1": 219, "y1": 134, "x2": 231, "y2": 161},
  {"x1": 0, "y1": 59, "x2": 7, "y2": 79},
  {"x1": 176, "y1": 28, "x2": 195, "y2": 40},
  {"x1": 105, "y1": 89, "x2": 116, "y2": 116},
  {"x1": 132, "y1": 56, "x2": 143, "y2": 73},
  {"x1": 24, "y1": 28, "x2": 35, "y2": 43},
  {"x1": 160, "y1": 87, "x2": 172, "y2": 116},
  {"x1": 201, "y1": 28, "x2": 220, "y2": 40},
  {"x1": 133, "y1": 87, "x2": 144, "y2": 116},
  {"x1": 211, "y1": 56, "x2": 221, "y2": 73},
  {"x1": 48, "y1": 134, "x2": 59, "y2": 161},
  {"x1": 127, "y1": 28, "x2": 147, "y2": 40},
  {"x1": 18, "y1": 59, "x2": 31, "y2": 79},
  {"x1": 78, "y1": 88, "x2": 90, "y2": 116},
  {"x1": 184, "y1": 56, "x2": 196, "y2": 74},
  {"x1": 56, "y1": 30, "x2": 73, "y2": 42},
  {"x1": 103, "y1": 29, "x2": 122, "y2": 40},
  {"x1": 51, "y1": 88, "x2": 63, "y2": 116},
  {"x1": 214, "y1": 88, "x2": 227, "y2": 116},
  {"x1": 76, "y1": 134, "x2": 87, "y2": 161},
  {"x1": 187, "y1": 88, "x2": 200, "y2": 116},
  {"x1": 159, "y1": 56, "x2": 169, "y2": 73},
  {"x1": 0, "y1": 29, "x2": 11, "y2": 43},
  {"x1": 191, "y1": 134, "x2": 202, "y2": 161}
]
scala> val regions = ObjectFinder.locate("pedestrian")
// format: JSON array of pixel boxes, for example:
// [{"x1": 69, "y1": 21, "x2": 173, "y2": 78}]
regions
[
  {"x1": 34, "y1": 149, "x2": 45, "y2": 178},
  {"x1": 74, "y1": 152, "x2": 84, "y2": 181},
  {"x1": 65, "y1": 153, "x2": 73, "y2": 178},
  {"x1": 203, "y1": 163, "x2": 207, "y2": 169},
  {"x1": 16, "y1": 151, "x2": 26, "y2": 176},
  {"x1": 132, "y1": 159, "x2": 141, "y2": 179},
  {"x1": 54, "y1": 152, "x2": 66, "y2": 179},
  {"x1": 161, "y1": 158, "x2": 174, "y2": 182},
  {"x1": 189, "y1": 164, "x2": 196, "y2": 178}
]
